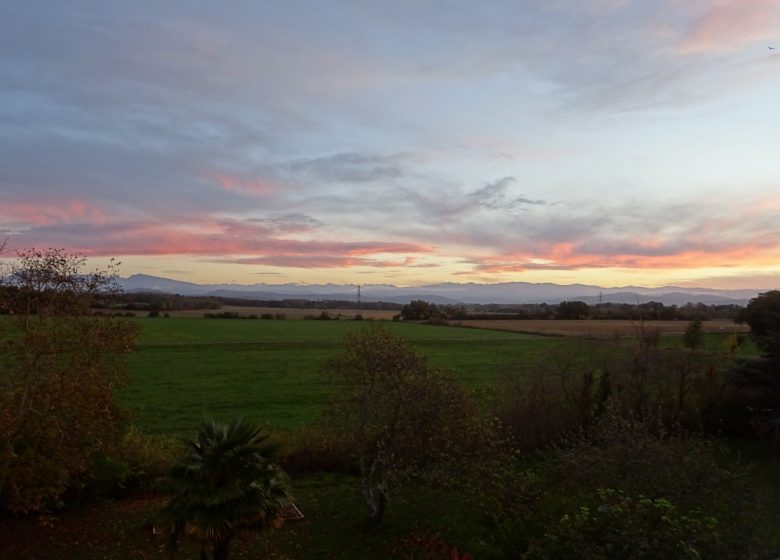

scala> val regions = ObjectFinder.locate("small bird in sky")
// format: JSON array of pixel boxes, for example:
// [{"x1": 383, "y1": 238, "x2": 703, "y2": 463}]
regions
[{"x1": 770, "y1": 46, "x2": 776, "y2": 50}]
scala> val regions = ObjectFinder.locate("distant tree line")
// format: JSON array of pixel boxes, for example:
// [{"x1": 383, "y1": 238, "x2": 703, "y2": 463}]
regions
[
  {"x1": 4, "y1": 288, "x2": 745, "y2": 322},
  {"x1": 107, "y1": 292, "x2": 403, "y2": 313},
  {"x1": 399, "y1": 299, "x2": 745, "y2": 321}
]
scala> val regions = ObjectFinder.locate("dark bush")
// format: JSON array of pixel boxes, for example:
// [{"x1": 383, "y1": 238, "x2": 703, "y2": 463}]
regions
[
  {"x1": 523, "y1": 489, "x2": 739, "y2": 560},
  {"x1": 280, "y1": 426, "x2": 356, "y2": 474}
]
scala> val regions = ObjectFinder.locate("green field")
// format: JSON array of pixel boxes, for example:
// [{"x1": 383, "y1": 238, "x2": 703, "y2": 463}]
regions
[{"x1": 123, "y1": 318, "x2": 560, "y2": 434}]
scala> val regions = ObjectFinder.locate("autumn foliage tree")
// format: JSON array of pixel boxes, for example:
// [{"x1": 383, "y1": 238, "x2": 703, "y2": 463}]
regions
[
  {"x1": 0, "y1": 249, "x2": 138, "y2": 513},
  {"x1": 325, "y1": 326, "x2": 478, "y2": 525}
]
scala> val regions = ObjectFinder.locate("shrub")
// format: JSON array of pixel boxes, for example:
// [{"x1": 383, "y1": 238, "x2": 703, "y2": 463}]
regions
[
  {"x1": 159, "y1": 420, "x2": 288, "y2": 560},
  {"x1": 543, "y1": 409, "x2": 764, "y2": 555},
  {"x1": 280, "y1": 425, "x2": 356, "y2": 474},
  {"x1": 64, "y1": 427, "x2": 180, "y2": 506},
  {"x1": 523, "y1": 489, "x2": 728, "y2": 560}
]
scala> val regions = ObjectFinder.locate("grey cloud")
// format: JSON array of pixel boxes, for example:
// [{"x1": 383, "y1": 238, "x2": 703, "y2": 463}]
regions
[
  {"x1": 286, "y1": 152, "x2": 408, "y2": 184},
  {"x1": 247, "y1": 214, "x2": 324, "y2": 234},
  {"x1": 469, "y1": 177, "x2": 546, "y2": 211},
  {"x1": 469, "y1": 177, "x2": 516, "y2": 202},
  {"x1": 389, "y1": 192, "x2": 780, "y2": 267}
]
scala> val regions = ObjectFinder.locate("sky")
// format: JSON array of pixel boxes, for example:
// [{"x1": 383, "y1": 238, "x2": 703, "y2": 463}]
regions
[{"x1": 1, "y1": 0, "x2": 779, "y2": 288}]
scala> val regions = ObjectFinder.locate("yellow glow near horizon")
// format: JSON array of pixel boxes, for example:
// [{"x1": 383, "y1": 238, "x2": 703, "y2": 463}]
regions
[{"x1": 72, "y1": 255, "x2": 780, "y2": 291}]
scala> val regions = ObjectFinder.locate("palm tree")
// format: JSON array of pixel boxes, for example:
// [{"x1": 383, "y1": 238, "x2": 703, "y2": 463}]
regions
[{"x1": 159, "y1": 419, "x2": 289, "y2": 560}]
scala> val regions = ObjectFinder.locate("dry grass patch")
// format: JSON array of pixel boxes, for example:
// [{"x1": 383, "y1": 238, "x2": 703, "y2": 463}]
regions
[{"x1": 451, "y1": 319, "x2": 748, "y2": 337}]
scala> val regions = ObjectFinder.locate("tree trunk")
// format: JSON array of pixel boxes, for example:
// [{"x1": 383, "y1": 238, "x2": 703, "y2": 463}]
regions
[
  {"x1": 213, "y1": 538, "x2": 231, "y2": 560},
  {"x1": 369, "y1": 480, "x2": 388, "y2": 525},
  {"x1": 360, "y1": 457, "x2": 389, "y2": 525}
]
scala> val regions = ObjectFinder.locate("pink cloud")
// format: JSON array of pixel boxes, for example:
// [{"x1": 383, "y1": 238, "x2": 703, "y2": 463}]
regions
[
  {"x1": 6, "y1": 217, "x2": 433, "y2": 270},
  {"x1": 205, "y1": 172, "x2": 276, "y2": 195},
  {"x1": 467, "y1": 242, "x2": 779, "y2": 274},
  {"x1": 1, "y1": 199, "x2": 107, "y2": 226},
  {"x1": 678, "y1": 0, "x2": 780, "y2": 54}
]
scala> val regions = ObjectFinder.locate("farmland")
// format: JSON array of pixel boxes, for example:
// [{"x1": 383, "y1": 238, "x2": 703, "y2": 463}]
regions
[
  {"x1": 123, "y1": 318, "x2": 558, "y2": 434},
  {"x1": 122, "y1": 317, "x2": 754, "y2": 434},
  {"x1": 452, "y1": 318, "x2": 748, "y2": 337}
]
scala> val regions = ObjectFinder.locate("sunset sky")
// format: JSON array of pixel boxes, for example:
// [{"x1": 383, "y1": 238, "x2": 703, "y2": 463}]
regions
[{"x1": 2, "y1": 0, "x2": 779, "y2": 288}]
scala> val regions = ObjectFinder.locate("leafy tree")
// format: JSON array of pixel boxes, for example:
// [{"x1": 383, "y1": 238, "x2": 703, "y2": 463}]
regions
[
  {"x1": 730, "y1": 290, "x2": 780, "y2": 434},
  {"x1": 400, "y1": 300, "x2": 441, "y2": 321},
  {"x1": 735, "y1": 290, "x2": 780, "y2": 358},
  {"x1": 682, "y1": 319, "x2": 703, "y2": 350},
  {"x1": 159, "y1": 419, "x2": 289, "y2": 560},
  {"x1": 556, "y1": 300, "x2": 590, "y2": 320},
  {"x1": 0, "y1": 248, "x2": 138, "y2": 513},
  {"x1": 325, "y1": 325, "x2": 477, "y2": 524}
]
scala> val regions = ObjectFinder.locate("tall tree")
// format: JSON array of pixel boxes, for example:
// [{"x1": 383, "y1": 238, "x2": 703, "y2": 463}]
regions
[
  {"x1": 160, "y1": 419, "x2": 289, "y2": 560},
  {"x1": 682, "y1": 319, "x2": 704, "y2": 350},
  {"x1": 325, "y1": 325, "x2": 477, "y2": 524},
  {"x1": 730, "y1": 291, "x2": 780, "y2": 435},
  {"x1": 735, "y1": 290, "x2": 780, "y2": 359},
  {"x1": 0, "y1": 248, "x2": 138, "y2": 513}
]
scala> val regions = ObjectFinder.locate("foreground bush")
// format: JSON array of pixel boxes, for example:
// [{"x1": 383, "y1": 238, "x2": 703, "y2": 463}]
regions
[
  {"x1": 0, "y1": 249, "x2": 138, "y2": 513},
  {"x1": 280, "y1": 424, "x2": 356, "y2": 474},
  {"x1": 541, "y1": 410, "x2": 766, "y2": 558},
  {"x1": 523, "y1": 489, "x2": 726, "y2": 560},
  {"x1": 159, "y1": 419, "x2": 289, "y2": 560},
  {"x1": 65, "y1": 427, "x2": 180, "y2": 506}
]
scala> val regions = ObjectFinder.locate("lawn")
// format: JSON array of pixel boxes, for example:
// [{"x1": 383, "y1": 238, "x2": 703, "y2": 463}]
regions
[
  {"x1": 123, "y1": 318, "x2": 558, "y2": 434},
  {"x1": 0, "y1": 475, "x2": 485, "y2": 560}
]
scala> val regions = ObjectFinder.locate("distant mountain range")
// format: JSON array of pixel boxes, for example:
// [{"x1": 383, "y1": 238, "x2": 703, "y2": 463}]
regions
[{"x1": 117, "y1": 274, "x2": 761, "y2": 306}]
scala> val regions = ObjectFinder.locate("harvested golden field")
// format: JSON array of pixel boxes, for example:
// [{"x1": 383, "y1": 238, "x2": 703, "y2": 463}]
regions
[{"x1": 451, "y1": 319, "x2": 749, "y2": 338}]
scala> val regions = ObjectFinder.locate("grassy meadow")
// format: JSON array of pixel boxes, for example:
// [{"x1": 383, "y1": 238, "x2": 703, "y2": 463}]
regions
[
  {"x1": 123, "y1": 318, "x2": 559, "y2": 434},
  {"x1": 123, "y1": 317, "x2": 754, "y2": 434}
]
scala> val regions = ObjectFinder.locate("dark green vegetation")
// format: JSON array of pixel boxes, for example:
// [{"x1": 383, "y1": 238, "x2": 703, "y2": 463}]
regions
[
  {"x1": 399, "y1": 298, "x2": 744, "y2": 321},
  {"x1": 119, "y1": 318, "x2": 777, "y2": 559},
  {"x1": 2, "y1": 252, "x2": 779, "y2": 560},
  {"x1": 124, "y1": 318, "x2": 555, "y2": 434},
  {"x1": 160, "y1": 419, "x2": 289, "y2": 560}
]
